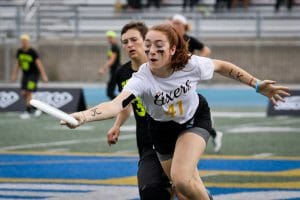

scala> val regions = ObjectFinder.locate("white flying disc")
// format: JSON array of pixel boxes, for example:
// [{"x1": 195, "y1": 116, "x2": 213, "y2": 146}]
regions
[{"x1": 30, "y1": 99, "x2": 79, "y2": 126}]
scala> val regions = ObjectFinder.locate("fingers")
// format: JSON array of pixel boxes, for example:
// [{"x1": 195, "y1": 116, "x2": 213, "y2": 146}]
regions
[
  {"x1": 265, "y1": 80, "x2": 276, "y2": 84},
  {"x1": 107, "y1": 135, "x2": 118, "y2": 145},
  {"x1": 277, "y1": 89, "x2": 290, "y2": 97},
  {"x1": 270, "y1": 97, "x2": 278, "y2": 106},
  {"x1": 274, "y1": 94, "x2": 285, "y2": 102},
  {"x1": 107, "y1": 128, "x2": 120, "y2": 146}
]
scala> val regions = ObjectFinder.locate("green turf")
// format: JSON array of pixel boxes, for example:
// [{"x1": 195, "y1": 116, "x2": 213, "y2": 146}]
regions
[{"x1": 0, "y1": 107, "x2": 299, "y2": 157}]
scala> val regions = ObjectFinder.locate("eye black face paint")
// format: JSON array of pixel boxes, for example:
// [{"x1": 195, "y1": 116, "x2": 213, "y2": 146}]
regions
[
  {"x1": 122, "y1": 94, "x2": 136, "y2": 108},
  {"x1": 157, "y1": 49, "x2": 164, "y2": 55}
]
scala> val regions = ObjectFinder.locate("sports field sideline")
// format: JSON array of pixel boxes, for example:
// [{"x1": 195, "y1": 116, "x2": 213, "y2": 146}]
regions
[{"x1": 0, "y1": 86, "x2": 300, "y2": 199}]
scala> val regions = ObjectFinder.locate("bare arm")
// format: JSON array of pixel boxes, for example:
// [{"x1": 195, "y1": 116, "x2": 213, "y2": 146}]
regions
[
  {"x1": 107, "y1": 105, "x2": 132, "y2": 145},
  {"x1": 11, "y1": 61, "x2": 20, "y2": 81},
  {"x1": 99, "y1": 52, "x2": 117, "y2": 75},
  {"x1": 62, "y1": 91, "x2": 135, "y2": 128},
  {"x1": 213, "y1": 59, "x2": 290, "y2": 105},
  {"x1": 113, "y1": 105, "x2": 132, "y2": 127},
  {"x1": 35, "y1": 58, "x2": 48, "y2": 82}
]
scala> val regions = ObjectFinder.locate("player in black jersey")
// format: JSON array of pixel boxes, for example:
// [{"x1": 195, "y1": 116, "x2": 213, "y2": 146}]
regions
[
  {"x1": 106, "y1": 22, "x2": 171, "y2": 200},
  {"x1": 11, "y1": 34, "x2": 48, "y2": 119},
  {"x1": 172, "y1": 14, "x2": 211, "y2": 57},
  {"x1": 172, "y1": 14, "x2": 223, "y2": 153},
  {"x1": 99, "y1": 31, "x2": 121, "y2": 100}
]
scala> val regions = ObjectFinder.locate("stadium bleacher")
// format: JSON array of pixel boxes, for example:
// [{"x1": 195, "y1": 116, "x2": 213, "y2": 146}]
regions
[{"x1": 0, "y1": 0, "x2": 300, "y2": 40}]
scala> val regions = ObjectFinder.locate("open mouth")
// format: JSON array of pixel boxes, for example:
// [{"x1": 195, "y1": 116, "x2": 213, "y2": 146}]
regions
[
  {"x1": 129, "y1": 50, "x2": 136, "y2": 54},
  {"x1": 150, "y1": 58, "x2": 158, "y2": 62}
]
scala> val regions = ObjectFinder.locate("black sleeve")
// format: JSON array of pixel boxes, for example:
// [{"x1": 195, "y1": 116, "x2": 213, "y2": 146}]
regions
[
  {"x1": 31, "y1": 48, "x2": 40, "y2": 60},
  {"x1": 115, "y1": 67, "x2": 123, "y2": 92},
  {"x1": 16, "y1": 49, "x2": 20, "y2": 59},
  {"x1": 190, "y1": 37, "x2": 204, "y2": 51},
  {"x1": 111, "y1": 45, "x2": 119, "y2": 54}
]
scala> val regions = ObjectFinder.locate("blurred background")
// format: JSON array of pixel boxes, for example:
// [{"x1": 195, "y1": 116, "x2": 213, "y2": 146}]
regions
[
  {"x1": 0, "y1": 1, "x2": 300, "y2": 199},
  {"x1": 0, "y1": 0, "x2": 300, "y2": 84}
]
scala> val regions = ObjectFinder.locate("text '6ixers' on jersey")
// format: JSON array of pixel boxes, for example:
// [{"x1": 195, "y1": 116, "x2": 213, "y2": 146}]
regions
[
  {"x1": 115, "y1": 61, "x2": 153, "y2": 156},
  {"x1": 123, "y1": 55, "x2": 214, "y2": 124}
]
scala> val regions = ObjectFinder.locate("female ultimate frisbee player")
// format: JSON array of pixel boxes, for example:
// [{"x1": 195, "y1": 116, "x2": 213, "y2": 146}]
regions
[
  {"x1": 62, "y1": 23, "x2": 290, "y2": 200},
  {"x1": 107, "y1": 21, "x2": 172, "y2": 200}
]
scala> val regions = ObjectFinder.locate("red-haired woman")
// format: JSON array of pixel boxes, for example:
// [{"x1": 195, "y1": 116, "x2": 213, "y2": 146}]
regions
[{"x1": 62, "y1": 23, "x2": 290, "y2": 200}]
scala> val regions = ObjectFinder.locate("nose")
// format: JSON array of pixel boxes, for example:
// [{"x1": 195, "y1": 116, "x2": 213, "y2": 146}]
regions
[
  {"x1": 149, "y1": 45, "x2": 157, "y2": 55},
  {"x1": 127, "y1": 40, "x2": 133, "y2": 47}
]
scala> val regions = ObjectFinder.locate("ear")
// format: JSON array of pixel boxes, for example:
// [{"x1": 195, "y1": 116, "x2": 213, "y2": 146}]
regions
[{"x1": 170, "y1": 45, "x2": 176, "y2": 56}]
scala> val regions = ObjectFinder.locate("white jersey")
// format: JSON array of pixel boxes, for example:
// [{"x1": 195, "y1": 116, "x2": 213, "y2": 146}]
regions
[{"x1": 123, "y1": 55, "x2": 214, "y2": 124}]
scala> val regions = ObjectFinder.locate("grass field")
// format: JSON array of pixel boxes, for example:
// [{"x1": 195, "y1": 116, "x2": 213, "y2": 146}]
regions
[{"x1": 0, "y1": 104, "x2": 300, "y2": 199}]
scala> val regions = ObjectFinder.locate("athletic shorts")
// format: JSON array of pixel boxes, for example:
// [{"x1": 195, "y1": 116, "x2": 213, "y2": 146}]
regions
[
  {"x1": 21, "y1": 73, "x2": 39, "y2": 92},
  {"x1": 147, "y1": 94, "x2": 212, "y2": 161},
  {"x1": 137, "y1": 148, "x2": 171, "y2": 198}
]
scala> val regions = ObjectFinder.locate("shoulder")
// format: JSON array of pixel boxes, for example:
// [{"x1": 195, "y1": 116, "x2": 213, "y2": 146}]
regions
[
  {"x1": 29, "y1": 47, "x2": 37, "y2": 53},
  {"x1": 29, "y1": 48, "x2": 39, "y2": 56},
  {"x1": 136, "y1": 63, "x2": 148, "y2": 74},
  {"x1": 131, "y1": 63, "x2": 149, "y2": 79},
  {"x1": 116, "y1": 61, "x2": 131, "y2": 75},
  {"x1": 111, "y1": 44, "x2": 120, "y2": 51},
  {"x1": 187, "y1": 55, "x2": 212, "y2": 67},
  {"x1": 16, "y1": 48, "x2": 22, "y2": 54}
]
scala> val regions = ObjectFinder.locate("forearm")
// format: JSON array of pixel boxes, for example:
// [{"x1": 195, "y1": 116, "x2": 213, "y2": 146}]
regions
[
  {"x1": 213, "y1": 59, "x2": 259, "y2": 88},
  {"x1": 105, "y1": 58, "x2": 115, "y2": 69},
  {"x1": 36, "y1": 60, "x2": 47, "y2": 78},
  {"x1": 113, "y1": 106, "x2": 132, "y2": 127},
  {"x1": 81, "y1": 101, "x2": 122, "y2": 123},
  {"x1": 11, "y1": 63, "x2": 19, "y2": 80}
]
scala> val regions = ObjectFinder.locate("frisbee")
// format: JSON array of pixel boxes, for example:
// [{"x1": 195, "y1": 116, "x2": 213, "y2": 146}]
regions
[{"x1": 30, "y1": 99, "x2": 79, "y2": 126}]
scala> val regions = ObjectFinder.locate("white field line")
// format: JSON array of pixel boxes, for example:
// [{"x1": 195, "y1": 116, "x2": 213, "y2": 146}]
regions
[
  {"x1": 214, "y1": 191, "x2": 300, "y2": 200},
  {"x1": 0, "y1": 134, "x2": 135, "y2": 151},
  {"x1": 120, "y1": 125, "x2": 136, "y2": 132},
  {"x1": 0, "y1": 183, "x2": 139, "y2": 200},
  {"x1": 44, "y1": 126, "x2": 95, "y2": 131},
  {"x1": 227, "y1": 126, "x2": 300, "y2": 134},
  {"x1": 251, "y1": 153, "x2": 274, "y2": 158},
  {"x1": 212, "y1": 112, "x2": 265, "y2": 118}
]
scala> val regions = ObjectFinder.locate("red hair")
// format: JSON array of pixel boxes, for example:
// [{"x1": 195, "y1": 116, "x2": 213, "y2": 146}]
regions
[{"x1": 150, "y1": 23, "x2": 190, "y2": 71}]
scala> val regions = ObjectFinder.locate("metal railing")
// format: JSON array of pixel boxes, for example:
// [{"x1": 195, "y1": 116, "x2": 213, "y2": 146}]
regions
[{"x1": 1, "y1": 1, "x2": 300, "y2": 41}]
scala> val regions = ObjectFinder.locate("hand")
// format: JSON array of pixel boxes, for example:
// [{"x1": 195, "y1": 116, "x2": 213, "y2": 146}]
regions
[
  {"x1": 258, "y1": 80, "x2": 290, "y2": 106},
  {"x1": 11, "y1": 75, "x2": 17, "y2": 82},
  {"x1": 42, "y1": 75, "x2": 48, "y2": 83},
  {"x1": 60, "y1": 112, "x2": 86, "y2": 129},
  {"x1": 98, "y1": 67, "x2": 108, "y2": 76},
  {"x1": 107, "y1": 125, "x2": 120, "y2": 145}
]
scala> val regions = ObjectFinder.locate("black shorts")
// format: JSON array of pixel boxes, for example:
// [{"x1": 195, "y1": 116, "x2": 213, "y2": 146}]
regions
[
  {"x1": 137, "y1": 149, "x2": 171, "y2": 198},
  {"x1": 147, "y1": 94, "x2": 212, "y2": 161},
  {"x1": 21, "y1": 73, "x2": 39, "y2": 92}
]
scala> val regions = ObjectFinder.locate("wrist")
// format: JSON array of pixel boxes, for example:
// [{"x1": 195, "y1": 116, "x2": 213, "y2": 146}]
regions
[
  {"x1": 80, "y1": 111, "x2": 87, "y2": 123},
  {"x1": 255, "y1": 79, "x2": 261, "y2": 93}
]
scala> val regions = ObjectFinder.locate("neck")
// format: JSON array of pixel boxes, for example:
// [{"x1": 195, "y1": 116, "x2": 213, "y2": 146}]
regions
[
  {"x1": 23, "y1": 46, "x2": 30, "y2": 51},
  {"x1": 131, "y1": 55, "x2": 147, "y2": 71},
  {"x1": 151, "y1": 65, "x2": 173, "y2": 78}
]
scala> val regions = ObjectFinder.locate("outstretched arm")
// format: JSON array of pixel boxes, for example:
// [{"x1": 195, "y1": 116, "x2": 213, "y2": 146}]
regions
[
  {"x1": 213, "y1": 59, "x2": 290, "y2": 105},
  {"x1": 62, "y1": 91, "x2": 135, "y2": 129}
]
